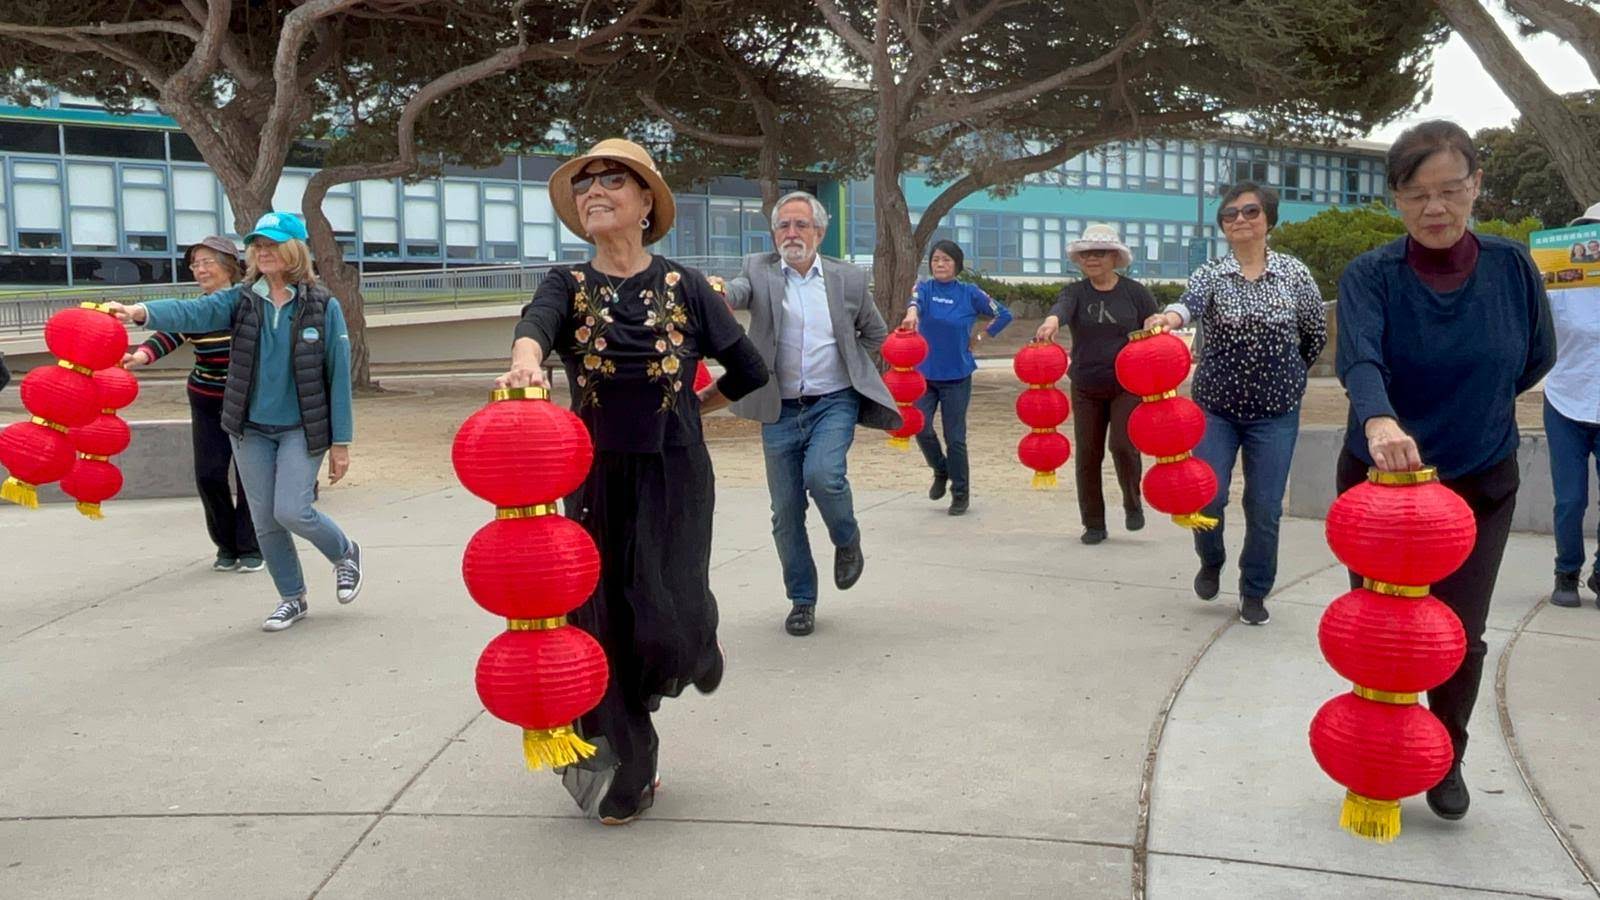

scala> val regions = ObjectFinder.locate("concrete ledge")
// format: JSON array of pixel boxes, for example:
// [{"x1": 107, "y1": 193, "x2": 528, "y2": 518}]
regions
[
  {"x1": 36, "y1": 419, "x2": 196, "y2": 504},
  {"x1": 1287, "y1": 425, "x2": 1598, "y2": 536}
]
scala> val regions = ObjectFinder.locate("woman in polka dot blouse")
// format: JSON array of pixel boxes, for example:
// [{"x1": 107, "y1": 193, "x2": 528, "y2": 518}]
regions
[{"x1": 1144, "y1": 181, "x2": 1327, "y2": 626}]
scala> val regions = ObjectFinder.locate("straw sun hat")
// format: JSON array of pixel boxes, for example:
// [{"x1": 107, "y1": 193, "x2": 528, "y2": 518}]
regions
[
  {"x1": 549, "y1": 138, "x2": 677, "y2": 246},
  {"x1": 1067, "y1": 222, "x2": 1133, "y2": 268}
]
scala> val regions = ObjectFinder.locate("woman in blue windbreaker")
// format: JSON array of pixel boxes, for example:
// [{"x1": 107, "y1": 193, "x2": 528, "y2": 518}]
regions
[{"x1": 897, "y1": 240, "x2": 1012, "y2": 515}]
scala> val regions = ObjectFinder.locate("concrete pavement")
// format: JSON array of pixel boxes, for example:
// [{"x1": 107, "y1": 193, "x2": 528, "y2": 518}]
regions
[{"x1": 2, "y1": 482, "x2": 1597, "y2": 899}]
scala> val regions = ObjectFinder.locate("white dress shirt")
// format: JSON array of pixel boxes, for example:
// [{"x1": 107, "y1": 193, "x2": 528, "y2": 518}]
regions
[
  {"x1": 775, "y1": 256, "x2": 850, "y2": 399},
  {"x1": 1546, "y1": 286, "x2": 1600, "y2": 424}
]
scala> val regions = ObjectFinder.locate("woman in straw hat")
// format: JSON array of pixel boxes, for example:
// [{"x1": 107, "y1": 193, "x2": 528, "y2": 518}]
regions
[
  {"x1": 497, "y1": 139, "x2": 769, "y2": 825},
  {"x1": 1036, "y1": 223, "x2": 1158, "y2": 545}
]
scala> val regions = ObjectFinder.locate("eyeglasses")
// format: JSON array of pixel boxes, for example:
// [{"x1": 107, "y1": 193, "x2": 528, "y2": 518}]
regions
[
  {"x1": 1394, "y1": 175, "x2": 1475, "y2": 209},
  {"x1": 1220, "y1": 204, "x2": 1263, "y2": 224},
  {"x1": 571, "y1": 166, "x2": 642, "y2": 196},
  {"x1": 190, "y1": 258, "x2": 223, "y2": 271},
  {"x1": 775, "y1": 219, "x2": 816, "y2": 232},
  {"x1": 1078, "y1": 249, "x2": 1113, "y2": 259}
]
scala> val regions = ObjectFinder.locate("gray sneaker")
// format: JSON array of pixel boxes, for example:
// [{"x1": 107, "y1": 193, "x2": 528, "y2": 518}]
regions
[
  {"x1": 212, "y1": 554, "x2": 240, "y2": 572},
  {"x1": 262, "y1": 596, "x2": 308, "y2": 632},
  {"x1": 335, "y1": 541, "x2": 363, "y2": 604}
]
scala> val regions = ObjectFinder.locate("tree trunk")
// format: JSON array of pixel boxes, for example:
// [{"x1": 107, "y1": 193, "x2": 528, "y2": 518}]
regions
[
  {"x1": 1504, "y1": 0, "x2": 1600, "y2": 83},
  {"x1": 866, "y1": 0, "x2": 918, "y2": 326},
  {"x1": 300, "y1": 188, "x2": 374, "y2": 391},
  {"x1": 1436, "y1": 0, "x2": 1600, "y2": 208}
]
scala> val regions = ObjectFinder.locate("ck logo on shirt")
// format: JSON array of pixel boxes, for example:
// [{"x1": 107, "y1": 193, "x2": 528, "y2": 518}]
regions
[
  {"x1": 301, "y1": 326, "x2": 321, "y2": 343},
  {"x1": 1086, "y1": 300, "x2": 1118, "y2": 324}
]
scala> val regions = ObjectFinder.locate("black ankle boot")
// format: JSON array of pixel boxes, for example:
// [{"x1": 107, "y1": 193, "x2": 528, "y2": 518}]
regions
[{"x1": 1426, "y1": 761, "x2": 1469, "y2": 821}]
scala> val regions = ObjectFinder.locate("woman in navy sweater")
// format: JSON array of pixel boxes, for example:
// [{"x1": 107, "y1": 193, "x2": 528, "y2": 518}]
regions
[
  {"x1": 1336, "y1": 120, "x2": 1555, "y2": 823},
  {"x1": 898, "y1": 240, "x2": 1013, "y2": 515}
]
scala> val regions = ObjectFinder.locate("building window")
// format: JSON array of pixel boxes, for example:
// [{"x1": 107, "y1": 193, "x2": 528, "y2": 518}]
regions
[
  {"x1": 272, "y1": 172, "x2": 308, "y2": 215},
  {"x1": 359, "y1": 179, "x2": 399, "y2": 258},
  {"x1": 64, "y1": 126, "x2": 165, "y2": 160},
  {"x1": 403, "y1": 181, "x2": 441, "y2": 258},
  {"x1": 520, "y1": 184, "x2": 556, "y2": 261},
  {"x1": 173, "y1": 168, "x2": 220, "y2": 245},
  {"x1": 67, "y1": 162, "x2": 117, "y2": 252},
  {"x1": 443, "y1": 180, "x2": 481, "y2": 259},
  {"x1": 12, "y1": 159, "x2": 65, "y2": 250},
  {"x1": 0, "y1": 121, "x2": 61, "y2": 154},
  {"x1": 483, "y1": 183, "x2": 518, "y2": 261},
  {"x1": 121, "y1": 166, "x2": 168, "y2": 252},
  {"x1": 708, "y1": 199, "x2": 741, "y2": 257}
]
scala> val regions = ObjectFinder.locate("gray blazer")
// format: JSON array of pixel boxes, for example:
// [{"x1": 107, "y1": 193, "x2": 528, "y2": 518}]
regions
[{"x1": 723, "y1": 251, "x2": 900, "y2": 430}]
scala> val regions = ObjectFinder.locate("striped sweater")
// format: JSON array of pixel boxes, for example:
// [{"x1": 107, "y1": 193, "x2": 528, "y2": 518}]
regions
[{"x1": 139, "y1": 330, "x2": 232, "y2": 398}]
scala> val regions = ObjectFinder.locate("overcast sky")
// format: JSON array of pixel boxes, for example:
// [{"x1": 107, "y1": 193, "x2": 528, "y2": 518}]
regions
[{"x1": 1369, "y1": 6, "x2": 1598, "y2": 142}]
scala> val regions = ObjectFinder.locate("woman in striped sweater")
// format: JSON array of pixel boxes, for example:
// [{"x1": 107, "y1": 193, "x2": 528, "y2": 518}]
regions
[{"x1": 124, "y1": 236, "x2": 262, "y2": 572}]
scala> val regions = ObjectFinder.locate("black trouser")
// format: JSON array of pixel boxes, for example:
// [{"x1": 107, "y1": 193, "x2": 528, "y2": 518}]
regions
[
  {"x1": 190, "y1": 390, "x2": 258, "y2": 559},
  {"x1": 1336, "y1": 450, "x2": 1519, "y2": 764},
  {"x1": 1071, "y1": 382, "x2": 1143, "y2": 530}
]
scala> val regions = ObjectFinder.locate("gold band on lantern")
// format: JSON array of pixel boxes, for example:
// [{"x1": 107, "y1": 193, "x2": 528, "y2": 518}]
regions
[
  {"x1": 78, "y1": 301, "x2": 114, "y2": 314},
  {"x1": 1156, "y1": 453, "x2": 1192, "y2": 464},
  {"x1": 507, "y1": 616, "x2": 567, "y2": 631},
  {"x1": 490, "y1": 385, "x2": 549, "y2": 402},
  {"x1": 55, "y1": 359, "x2": 93, "y2": 376},
  {"x1": 1031, "y1": 427, "x2": 1058, "y2": 434},
  {"x1": 1141, "y1": 390, "x2": 1178, "y2": 402},
  {"x1": 1126, "y1": 327, "x2": 1162, "y2": 342},
  {"x1": 1366, "y1": 466, "x2": 1437, "y2": 486},
  {"x1": 80, "y1": 453, "x2": 110, "y2": 462},
  {"x1": 496, "y1": 503, "x2": 557, "y2": 520},
  {"x1": 29, "y1": 416, "x2": 68, "y2": 434},
  {"x1": 102, "y1": 408, "x2": 115, "y2": 415},
  {"x1": 1362, "y1": 578, "x2": 1430, "y2": 598},
  {"x1": 1354, "y1": 685, "x2": 1420, "y2": 705}
]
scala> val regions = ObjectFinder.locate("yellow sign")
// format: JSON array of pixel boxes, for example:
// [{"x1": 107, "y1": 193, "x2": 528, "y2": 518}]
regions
[{"x1": 1530, "y1": 223, "x2": 1600, "y2": 290}]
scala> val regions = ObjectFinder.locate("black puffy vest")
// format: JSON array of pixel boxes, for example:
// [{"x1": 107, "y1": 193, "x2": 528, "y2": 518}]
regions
[{"x1": 219, "y1": 283, "x2": 334, "y2": 453}]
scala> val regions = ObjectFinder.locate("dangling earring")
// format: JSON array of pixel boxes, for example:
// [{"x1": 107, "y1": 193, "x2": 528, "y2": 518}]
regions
[{"x1": 640, "y1": 217, "x2": 650, "y2": 230}]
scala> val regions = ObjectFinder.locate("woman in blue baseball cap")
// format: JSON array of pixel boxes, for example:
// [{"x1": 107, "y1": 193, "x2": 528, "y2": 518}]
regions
[{"x1": 106, "y1": 211, "x2": 363, "y2": 634}]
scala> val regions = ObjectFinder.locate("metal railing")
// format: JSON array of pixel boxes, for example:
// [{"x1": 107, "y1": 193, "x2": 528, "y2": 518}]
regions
[{"x1": 0, "y1": 255, "x2": 759, "y2": 335}]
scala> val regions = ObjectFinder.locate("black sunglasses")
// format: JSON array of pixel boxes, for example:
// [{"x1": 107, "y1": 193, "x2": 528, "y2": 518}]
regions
[
  {"x1": 1220, "y1": 203, "x2": 1264, "y2": 224},
  {"x1": 571, "y1": 166, "x2": 645, "y2": 196}
]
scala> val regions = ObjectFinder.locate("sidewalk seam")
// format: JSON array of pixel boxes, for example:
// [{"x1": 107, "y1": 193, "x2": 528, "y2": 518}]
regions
[
  {"x1": 1496, "y1": 598, "x2": 1600, "y2": 896},
  {"x1": 1147, "y1": 849, "x2": 1571, "y2": 899},
  {"x1": 5, "y1": 557, "x2": 210, "y2": 646}
]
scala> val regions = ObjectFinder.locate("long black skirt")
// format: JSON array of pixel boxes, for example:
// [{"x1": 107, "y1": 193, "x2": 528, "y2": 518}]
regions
[{"x1": 559, "y1": 442, "x2": 720, "y2": 815}]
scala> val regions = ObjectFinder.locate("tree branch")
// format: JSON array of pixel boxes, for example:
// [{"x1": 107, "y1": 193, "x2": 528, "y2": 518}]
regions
[
  {"x1": 812, "y1": 0, "x2": 876, "y2": 66},
  {"x1": 165, "y1": 0, "x2": 232, "y2": 99},
  {"x1": 1503, "y1": 0, "x2": 1600, "y2": 82},
  {"x1": 636, "y1": 89, "x2": 766, "y2": 148}
]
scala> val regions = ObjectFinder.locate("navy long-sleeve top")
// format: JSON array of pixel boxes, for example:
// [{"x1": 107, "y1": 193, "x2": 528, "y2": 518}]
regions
[{"x1": 1336, "y1": 234, "x2": 1557, "y2": 480}]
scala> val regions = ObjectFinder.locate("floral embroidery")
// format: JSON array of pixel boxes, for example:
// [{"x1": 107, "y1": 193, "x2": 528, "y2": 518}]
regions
[{"x1": 565, "y1": 262, "x2": 697, "y2": 412}]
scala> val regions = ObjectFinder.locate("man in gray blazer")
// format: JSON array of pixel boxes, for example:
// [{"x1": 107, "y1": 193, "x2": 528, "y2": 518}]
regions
[{"x1": 719, "y1": 191, "x2": 900, "y2": 637}]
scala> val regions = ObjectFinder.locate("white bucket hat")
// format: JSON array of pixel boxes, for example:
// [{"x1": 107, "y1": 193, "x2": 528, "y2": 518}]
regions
[
  {"x1": 1067, "y1": 222, "x2": 1133, "y2": 268},
  {"x1": 1569, "y1": 201, "x2": 1600, "y2": 226}
]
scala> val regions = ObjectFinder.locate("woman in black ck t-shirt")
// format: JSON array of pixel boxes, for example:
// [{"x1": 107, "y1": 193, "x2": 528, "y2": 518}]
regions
[{"x1": 1037, "y1": 223, "x2": 1159, "y2": 545}]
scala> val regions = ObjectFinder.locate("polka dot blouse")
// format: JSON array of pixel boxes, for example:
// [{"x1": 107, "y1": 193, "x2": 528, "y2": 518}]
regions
[{"x1": 1163, "y1": 250, "x2": 1328, "y2": 420}]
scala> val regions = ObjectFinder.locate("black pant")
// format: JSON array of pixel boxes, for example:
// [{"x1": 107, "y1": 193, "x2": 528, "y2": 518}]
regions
[
  {"x1": 1071, "y1": 382, "x2": 1143, "y2": 530},
  {"x1": 190, "y1": 390, "x2": 258, "y2": 559},
  {"x1": 1336, "y1": 450, "x2": 1519, "y2": 763}
]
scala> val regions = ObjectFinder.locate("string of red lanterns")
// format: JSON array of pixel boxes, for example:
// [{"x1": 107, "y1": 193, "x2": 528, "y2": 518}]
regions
[
  {"x1": 1013, "y1": 341, "x2": 1071, "y2": 489},
  {"x1": 1309, "y1": 466, "x2": 1475, "y2": 842},
  {"x1": 882, "y1": 329, "x2": 929, "y2": 450},
  {"x1": 452, "y1": 385, "x2": 610, "y2": 770},
  {"x1": 1114, "y1": 329, "x2": 1216, "y2": 530},
  {"x1": 1, "y1": 304, "x2": 128, "y2": 509},
  {"x1": 62, "y1": 366, "x2": 140, "y2": 519}
]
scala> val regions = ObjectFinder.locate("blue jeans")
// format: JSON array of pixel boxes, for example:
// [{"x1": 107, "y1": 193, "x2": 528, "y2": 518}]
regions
[
  {"x1": 1192, "y1": 409, "x2": 1300, "y2": 599},
  {"x1": 231, "y1": 425, "x2": 352, "y2": 601},
  {"x1": 1545, "y1": 397, "x2": 1600, "y2": 574},
  {"x1": 762, "y1": 389, "x2": 861, "y2": 605},
  {"x1": 914, "y1": 377, "x2": 973, "y2": 496}
]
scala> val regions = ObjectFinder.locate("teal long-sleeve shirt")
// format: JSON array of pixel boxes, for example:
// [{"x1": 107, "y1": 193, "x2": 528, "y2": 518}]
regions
[{"x1": 140, "y1": 280, "x2": 355, "y2": 445}]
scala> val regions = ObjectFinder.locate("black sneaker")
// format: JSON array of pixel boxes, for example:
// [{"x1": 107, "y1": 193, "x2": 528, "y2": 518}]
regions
[
  {"x1": 1126, "y1": 508, "x2": 1145, "y2": 532},
  {"x1": 948, "y1": 494, "x2": 969, "y2": 516},
  {"x1": 262, "y1": 596, "x2": 308, "y2": 632},
  {"x1": 694, "y1": 642, "x2": 725, "y2": 695},
  {"x1": 1588, "y1": 569, "x2": 1600, "y2": 601},
  {"x1": 1239, "y1": 595, "x2": 1269, "y2": 625},
  {"x1": 335, "y1": 541, "x2": 363, "y2": 604},
  {"x1": 1426, "y1": 762, "x2": 1469, "y2": 820},
  {"x1": 785, "y1": 604, "x2": 815, "y2": 636},
  {"x1": 1080, "y1": 527, "x2": 1107, "y2": 545},
  {"x1": 929, "y1": 472, "x2": 948, "y2": 501},
  {"x1": 1194, "y1": 564, "x2": 1221, "y2": 601},
  {"x1": 1552, "y1": 571, "x2": 1582, "y2": 608},
  {"x1": 212, "y1": 554, "x2": 240, "y2": 572}
]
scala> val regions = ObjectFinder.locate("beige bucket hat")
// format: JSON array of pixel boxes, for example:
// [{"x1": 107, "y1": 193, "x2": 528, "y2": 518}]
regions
[
  {"x1": 549, "y1": 138, "x2": 677, "y2": 246},
  {"x1": 1067, "y1": 222, "x2": 1133, "y2": 269}
]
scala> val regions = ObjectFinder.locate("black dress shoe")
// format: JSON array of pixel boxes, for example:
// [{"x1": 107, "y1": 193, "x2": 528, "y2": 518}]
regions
[
  {"x1": 693, "y1": 642, "x2": 725, "y2": 694},
  {"x1": 948, "y1": 494, "x2": 969, "y2": 516},
  {"x1": 1552, "y1": 571, "x2": 1581, "y2": 608},
  {"x1": 1194, "y1": 564, "x2": 1221, "y2": 601},
  {"x1": 1080, "y1": 527, "x2": 1107, "y2": 545},
  {"x1": 929, "y1": 472, "x2": 948, "y2": 501},
  {"x1": 1426, "y1": 761, "x2": 1469, "y2": 820},
  {"x1": 1126, "y1": 508, "x2": 1145, "y2": 531},
  {"x1": 834, "y1": 542, "x2": 864, "y2": 590},
  {"x1": 785, "y1": 604, "x2": 815, "y2": 636}
]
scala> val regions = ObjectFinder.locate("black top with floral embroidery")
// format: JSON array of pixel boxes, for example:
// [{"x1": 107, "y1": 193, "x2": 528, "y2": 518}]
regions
[{"x1": 515, "y1": 256, "x2": 767, "y2": 453}]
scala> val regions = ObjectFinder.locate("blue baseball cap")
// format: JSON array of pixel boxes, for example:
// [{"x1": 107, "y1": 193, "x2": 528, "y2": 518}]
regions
[{"x1": 245, "y1": 211, "x2": 308, "y2": 245}]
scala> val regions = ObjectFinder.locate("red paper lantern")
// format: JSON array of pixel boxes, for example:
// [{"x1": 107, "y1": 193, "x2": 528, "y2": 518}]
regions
[
  {"x1": 463, "y1": 514, "x2": 601, "y2": 619},
  {"x1": 693, "y1": 360, "x2": 713, "y2": 394},
  {"x1": 60, "y1": 457, "x2": 123, "y2": 520},
  {"x1": 1127, "y1": 397, "x2": 1206, "y2": 458},
  {"x1": 883, "y1": 368, "x2": 927, "y2": 404},
  {"x1": 93, "y1": 366, "x2": 140, "y2": 412},
  {"x1": 889, "y1": 404, "x2": 925, "y2": 443},
  {"x1": 71, "y1": 414, "x2": 132, "y2": 458},
  {"x1": 44, "y1": 304, "x2": 128, "y2": 372},
  {"x1": 1318, "y1": 588, "x2": 1466, "y2": 693},
  {"x1": 1017, "y1": 430, "x2": 1071, "y2": 488},
  {"x1": 451, "y1": 387, "x2": 593, "y2": 507},
  {"x1": 0, "y1": 421, "x2": 76, "y2": 508},
  {"x1": 1142, "y1": 456, "x2": 1217, "y2": 517},
  {"x1": 1326, "y1": 474, "x2": 1477, "y2": 588},
  {"x1": 1014, "y1": 341, "x2": 1068, "y2": 386},
  {"x1": 20, "y1": 365, "x2": 101, "y2": 429},
  {"x1": 883, "y1": 331, "x2": 928, "y2": 450},
  {"x1": 1016, "y1": 387, "x2": 1070, "y2": 430},
  {"x1": 1309, "y1": 693, "x2": 1454, "y2": 839},
  {"x1": 476, "y1": 625, "x2": 610, "y2": 769},
  {"x1": 1114, "y1": 330, "x2": 1190, "y2": 397},
  {"x1": 882, "y1": 329, "x2": 929, "y2": 370}
]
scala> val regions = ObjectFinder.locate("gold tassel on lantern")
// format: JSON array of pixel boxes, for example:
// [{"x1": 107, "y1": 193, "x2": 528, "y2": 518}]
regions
[
  {"x1": 1, "y1": 477, "x2": 39, "y2": 508},
  {"x1": 1031, "y1": 471, "x2": 1057, "y2": 489},
  {"x1": 522, "y1": 725, "x2": 599, "y2": 770},
  {"x1": 1171, "y1": 512, "x2": 1220, "y2": 531},
  {"x1": 1339, "y1": 791, "x2": 1402, "y2": 843},
  {"x1": 75, "y1": 502, "x2": 105, "y2": 520}
]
